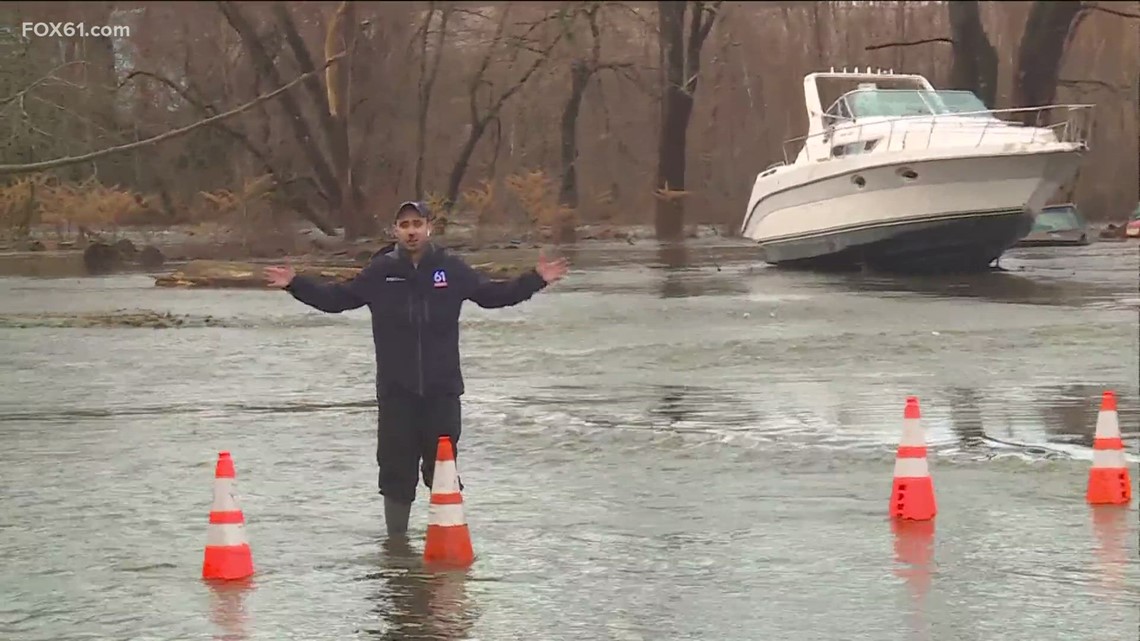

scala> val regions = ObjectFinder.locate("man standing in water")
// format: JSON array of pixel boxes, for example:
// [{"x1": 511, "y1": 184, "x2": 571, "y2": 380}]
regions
[{"x1": 264, "y1": 201, "x2": 569, "y2": 537}]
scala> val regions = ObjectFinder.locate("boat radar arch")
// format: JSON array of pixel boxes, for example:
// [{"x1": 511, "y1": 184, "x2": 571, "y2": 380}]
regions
[{"x1": 802, "y1": 69, "x2": 936, "y2": 137}]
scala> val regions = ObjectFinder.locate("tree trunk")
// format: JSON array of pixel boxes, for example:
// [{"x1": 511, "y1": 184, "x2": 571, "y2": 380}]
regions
[
  {"x1": 444, "y1": 121, "x2": 490, "y2": 214},
  {"x1": 559, "y1": 61, "x2": 593, "y2": 209},
  {"x1": 1012, "y1": 1, "x2": 1084, "y2": 112},
  {"x1": 947, "y1": 1, "x2": 998, "y2": 109},
  {"x1": 415, "y1": 5, "x2": 452, "y2": 201},
  {"x1": 325, "y1": 2, "x2": 372, "y2": 239},
  {"x1": 219, "y1": 1, "x2": 344, "y2": 227},
  {"x1": 654, "y1": 1, "x2": 690, "y2": 241}
]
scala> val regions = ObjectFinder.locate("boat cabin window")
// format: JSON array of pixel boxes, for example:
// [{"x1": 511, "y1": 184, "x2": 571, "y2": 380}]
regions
[
  {"x1": 830, "y1": 89, "x2": 992, "y2": 119},
  {"x1": 823, "y1": 98, "x2": 854, "y2": 124},
  {"x1": 929, "y1": 90, "x2": 990, "y2": 116},
  {"x1": 1030, "y1": 205, "x2": 1085, "y2": 233}
]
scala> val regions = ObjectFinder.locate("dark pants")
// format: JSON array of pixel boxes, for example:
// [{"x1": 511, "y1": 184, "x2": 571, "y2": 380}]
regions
[{"x1": 376, "y1": 391, "x2": 462, "y2": 505}]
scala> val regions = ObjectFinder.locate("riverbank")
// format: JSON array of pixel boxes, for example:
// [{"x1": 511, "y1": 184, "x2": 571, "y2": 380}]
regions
[{"x1": 0, "y1": 222, "x2": 730, "y2": 284}]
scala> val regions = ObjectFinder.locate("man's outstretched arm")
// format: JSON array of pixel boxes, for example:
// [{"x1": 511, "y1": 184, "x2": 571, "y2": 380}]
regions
[
  {"x1": 266, "y1": 262, "x2": 381, "y2": 313},
  {"x1": 458, "y1": 251, "x2": 569, "y2": 309},
  {"x1": 465, "y1": 265, "x2": 548, "y2": 309}
]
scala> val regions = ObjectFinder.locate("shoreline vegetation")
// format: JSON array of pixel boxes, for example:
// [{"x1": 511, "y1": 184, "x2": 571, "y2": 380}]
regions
[{"x1": 2, "y1": 2, "x2": 1137, "y2": 263}]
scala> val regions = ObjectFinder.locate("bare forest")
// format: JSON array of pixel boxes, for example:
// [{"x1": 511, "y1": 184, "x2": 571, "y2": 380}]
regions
[{"x1": 0, "y1": 0, "x2": 1137, "y2": 251}]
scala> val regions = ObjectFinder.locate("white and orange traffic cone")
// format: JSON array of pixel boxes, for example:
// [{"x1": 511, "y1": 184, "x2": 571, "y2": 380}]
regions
[
  {"x1": 423, "y1": 436, "x2": 475, "y2": 568},
  {"x1": 1087, "y1": 391, "x2": 1132, "y2": 505},
  {"x1": 889, "y1": 396, "x2": 937, "y2": 521},
  {"x1": 202, "y1": 451, "x2": 255, "y2": 581}
]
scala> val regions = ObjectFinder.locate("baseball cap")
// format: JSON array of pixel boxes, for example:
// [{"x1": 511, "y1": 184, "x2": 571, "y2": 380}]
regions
[{"x1": 394, "y1": 200, "x2": 432, "y2": 221}]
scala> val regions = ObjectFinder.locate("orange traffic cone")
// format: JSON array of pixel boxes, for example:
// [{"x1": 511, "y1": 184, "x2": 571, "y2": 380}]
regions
[
  {"x1": 889, "y1": 396, "x2": 937, "y2": 521},
  {"x1": 202, "y1": 451, "x2": 255, "y2": 580},
  {"x1": 423, "y1": 436, "x2": 475, "y2": 568},
  {"x1": 1087, "y1": 391, "x2": 1132, "y2": 505}
]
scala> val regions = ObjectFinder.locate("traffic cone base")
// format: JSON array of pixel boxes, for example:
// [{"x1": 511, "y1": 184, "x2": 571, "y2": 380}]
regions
[
  {"x1": 1087, "y1": 468, "x2": 1132, "y2": 505},
  {"x1": 202, "y1": 452, "x2": 255, "y2": 581},
  {"x1": 890, "y1": 397, "x2": 937, "y2": 521},
  {"x1": 1087, "y1": 391, "x2": 1132, "y2": 506},
  {"x1": 423, "y1": 437, "x2": 475, "y2": 568},
  {"x1": 891, "y1": 476, "x2": 937, "y2": 521},
  {"x1": 204, "y1": 543, "x2": 255, "y2": 580}
]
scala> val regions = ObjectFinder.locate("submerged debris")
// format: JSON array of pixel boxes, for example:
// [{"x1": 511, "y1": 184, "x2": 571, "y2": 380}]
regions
[{"x1": 0, "y1": 310, "x2": 227, "y2": 329}]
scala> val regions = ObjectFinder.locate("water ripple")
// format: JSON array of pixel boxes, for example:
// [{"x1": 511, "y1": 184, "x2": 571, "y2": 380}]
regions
[{"x1": 1, "y1": 245, "x2": 1138, "y2": 640}]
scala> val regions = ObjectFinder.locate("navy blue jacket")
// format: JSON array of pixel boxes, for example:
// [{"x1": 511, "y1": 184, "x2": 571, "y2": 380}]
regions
[{"x1": 285, "y1": 243, "x2": 547, "y2": 398}]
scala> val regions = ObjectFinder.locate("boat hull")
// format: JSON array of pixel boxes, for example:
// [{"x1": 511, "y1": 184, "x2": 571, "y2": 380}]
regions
[
  {"x1": 741, "y1": 147, "x2": 1083, "y2": 273},
  {"x1": 761, "y1": 208, "x2": 1033, "y2": 272}
]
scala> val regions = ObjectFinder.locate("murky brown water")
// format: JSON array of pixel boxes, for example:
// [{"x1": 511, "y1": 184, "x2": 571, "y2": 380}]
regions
[{"x1": 1, "y1": 238, "x2": 1137, "y2": 640}]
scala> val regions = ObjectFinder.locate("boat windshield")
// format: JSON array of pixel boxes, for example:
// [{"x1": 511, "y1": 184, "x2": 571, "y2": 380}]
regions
[
  {"x1": 840, "y1": 89, "x2": 991, "y2": 119},
  {"x1": 1032, "y1": 206, "x2": 1084, "y2": 232}
]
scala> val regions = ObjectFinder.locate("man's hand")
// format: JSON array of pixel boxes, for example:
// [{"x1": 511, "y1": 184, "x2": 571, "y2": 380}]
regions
[
  {"x1": 264, "y1": 265, "x2": 296, "y2": 288},
  {"x1": 535, "y1": 251, "x2": 569, "y2": 284}
]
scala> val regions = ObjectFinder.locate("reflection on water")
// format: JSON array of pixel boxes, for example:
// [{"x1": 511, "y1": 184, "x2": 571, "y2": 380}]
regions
[
  {"x1": 837, "y1": 270, "x2": 1128, "y2": 308},
  {"x1": 647, "y1": 384, "x2": 765, "y2": 430},
  {"x1": 892, "y1": 520, "x2": 936, "y2": 601},
  {"x1": 947, "y1": 387, "x2": 985, "y2": 448},
  {"x1": 1090, "y1": 506, "x2": 1133, "y2": 596},
  {"x1": 360, "y1": 539, "x2": 478, "y2": 641},
  {"x1": 1037, "y1": 385, "x2": 1121, "y2": 447},
  {"x1": 891, "y1": 519, "x2": 936, "y2": 641},
  {"x1": 206, "y1": 578, "x2": 254, "y2": 641},
  {"x1": 653, "y1": 242, "x2": 752, "y2": 300}
]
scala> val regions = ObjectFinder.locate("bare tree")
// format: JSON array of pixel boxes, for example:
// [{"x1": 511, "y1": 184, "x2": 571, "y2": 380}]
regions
[
  {"x1": 0, "y1": 57, "x2": 341, "y2": 177},
  {"x1": 558, "y1": 2, "x2": 634, "y2": 213},
  {"x1": 441, "y1": 4, "x2": 573, "y2": 214},
  {"x1": 1012, "y1": 1, "x2": 1084, "y2": 115},
  {"x1": 219, "y1": 1, "x2": 379, "y2": 238},
  {"x1": 654, "y1": 0, "x2": 721, "y2": 241},
  {"x1": 948, "y1": 1, "x2": 998, "y2": 109},
  {"x1": 414, "y1": 3, "x2": 454, "y2": 200}
]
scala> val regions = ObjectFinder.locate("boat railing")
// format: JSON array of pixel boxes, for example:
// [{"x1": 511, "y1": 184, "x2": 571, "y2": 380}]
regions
[{"x1": 781, "y1": 103, "x2": 1095, "y2": 165}]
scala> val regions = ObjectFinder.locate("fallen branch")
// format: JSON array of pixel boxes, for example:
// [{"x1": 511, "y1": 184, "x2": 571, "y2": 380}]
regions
[
  {"x1": 0, "y1": 52, "x2": 344, "y2": 176},
  {"x1": 865, "y1": 37, "x2": 953, "y2": 52}
]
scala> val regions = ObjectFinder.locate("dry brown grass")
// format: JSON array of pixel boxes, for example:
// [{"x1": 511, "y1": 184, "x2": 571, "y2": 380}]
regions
[
  {"x1": 422, "y1": 191, "x2": 451, "y2": 234},
  {"x1": 0, "y1": 175, "x2": 43, "y2": 237},
  {"x1": 0, "y1": 174, "x2": 157, "y2": 240},
  {"x1": 460, "y1": 179, "x2": 496, "y2": 228},
  {"x1": 504, "y1": 169, "x2": 577, "y2": 242},
  {"x1": 184, "y1": 173, "x2": 301, "y2": 255}
]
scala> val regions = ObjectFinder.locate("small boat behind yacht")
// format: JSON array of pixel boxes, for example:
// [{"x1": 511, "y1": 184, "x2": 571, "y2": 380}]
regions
[{"x1": 740, "y1": 68, "x2": 1094, "y2": 273}]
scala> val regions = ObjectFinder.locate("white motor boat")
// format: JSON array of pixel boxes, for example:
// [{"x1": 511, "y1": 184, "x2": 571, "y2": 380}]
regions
[{"x1": 739, "y1": 69, "x2": 1094, "y2": 272}]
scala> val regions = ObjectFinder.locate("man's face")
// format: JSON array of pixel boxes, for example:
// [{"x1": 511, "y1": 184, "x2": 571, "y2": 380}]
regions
[{"x1": 394, "y1": 210, "x2": 430, "y2": 253}]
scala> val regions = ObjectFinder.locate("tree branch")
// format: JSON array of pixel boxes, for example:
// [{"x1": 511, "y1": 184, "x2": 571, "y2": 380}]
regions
[
  {"x1": 218, "y1": 0, "x2": 341, "y2": 206},
  {"x1": 271, "y1": 2, "x2": 338, "y2": 146},
  {"x1": 1086, "y1": 4, "x2": 1140, "y2": 19},
  {"x1": 1057, "y1": 78, "x2": 1130, "y2": 92},
  {"x1": 0, "y1": 61, "x2": 88, "y2": 109},
  {"x1": 865, "y1": 37, "x2": 953, "y2": 52},
  {"x1": 119, "y1": 70, "x2": 274, "y2": 168},
  {"x1": 468, "y1": 6, "x2": 512, "y2": 124},
  {"x1": 0, "y1": 54, "x2": 343, "y2": 176}
]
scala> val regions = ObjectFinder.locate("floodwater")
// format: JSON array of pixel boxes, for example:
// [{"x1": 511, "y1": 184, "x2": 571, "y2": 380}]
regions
[{"x1": 1, "y1": 238, "x2": 1138, "y2": 641}]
